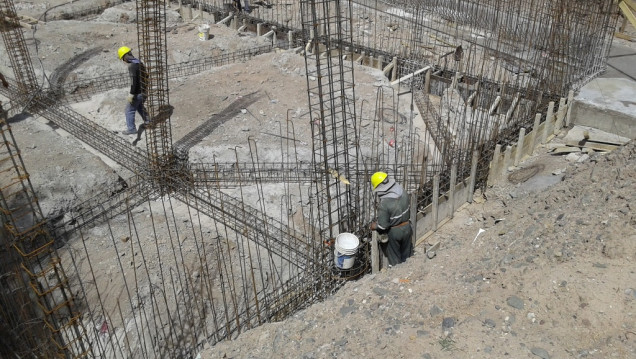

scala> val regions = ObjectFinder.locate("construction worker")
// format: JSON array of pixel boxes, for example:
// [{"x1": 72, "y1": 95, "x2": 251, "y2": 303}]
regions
[
  {"x1": 118, "y1": 46, "x2": 149, "y2": 135},
  {"x1": 0, "y1": 72, "x2": 8, "y2": 88},
  {"x1": 232, "y1": 0, "x2": 242, "y2": 12},
  {"x1": 0, "y1": 72, "x2": 8, "y2": 116},
  {"x1": 369, "y1": 171, "x2": 413, "y2": 266}
]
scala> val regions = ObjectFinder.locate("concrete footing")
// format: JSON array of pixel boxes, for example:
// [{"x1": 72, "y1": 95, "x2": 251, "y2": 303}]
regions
[{"x1": 571, "y1": 78, "x2": 636, "y2": 139}]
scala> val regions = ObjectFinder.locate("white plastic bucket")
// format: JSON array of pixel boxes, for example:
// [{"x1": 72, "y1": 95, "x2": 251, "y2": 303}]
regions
[
  {"x1": 198, "y1": 24, "x2": 210, "y2": 41},
  {"x1": 334, "y1": 233, "x2": 359, "y2": 269}
]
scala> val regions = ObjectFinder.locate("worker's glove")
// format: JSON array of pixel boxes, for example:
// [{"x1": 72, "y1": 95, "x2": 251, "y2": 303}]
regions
[{"x1": 127, "y1": 94, "x2": 135, "y2": 104}]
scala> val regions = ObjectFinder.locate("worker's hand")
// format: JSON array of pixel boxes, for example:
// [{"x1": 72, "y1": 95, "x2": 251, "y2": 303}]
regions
[
  {"x1": 369, "y1": 222, "x2": 377, "y2": 231},
  {"x1": 127, "y1": 94, "x2": 135, "y2": 104}
]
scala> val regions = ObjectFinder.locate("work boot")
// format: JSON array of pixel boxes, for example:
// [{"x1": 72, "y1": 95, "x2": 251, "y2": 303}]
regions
[{"x1": 122, "y1": 128, "x2": 136, "y2": 135}]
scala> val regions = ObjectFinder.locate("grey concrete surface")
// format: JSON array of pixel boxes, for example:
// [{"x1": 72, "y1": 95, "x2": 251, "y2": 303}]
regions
[
  {"x1": 571, "y1": 44, "x2": 636, "y2": 139},
  {"x1": 601, "y1": 44, "x2": 636, "y2": 81},
  {"x1": 571, "y1": 78, "x2": 636, "y2": 139}
]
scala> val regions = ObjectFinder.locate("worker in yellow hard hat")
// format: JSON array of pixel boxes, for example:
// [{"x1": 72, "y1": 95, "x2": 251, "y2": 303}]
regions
[
  {"x1": 118, "y1": 46, "x2": 149, "y2": 135},
  {"x1": 369, "y1": 171, "x2": 413, "y2": 266}
]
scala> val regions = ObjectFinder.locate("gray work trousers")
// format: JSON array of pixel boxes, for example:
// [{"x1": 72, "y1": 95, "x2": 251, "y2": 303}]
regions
[{"x1": 380, "y1": 222, "x2": 413, "y2": 266}]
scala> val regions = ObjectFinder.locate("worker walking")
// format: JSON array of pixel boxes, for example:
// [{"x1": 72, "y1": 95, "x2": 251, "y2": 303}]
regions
[
  {"x1": 232, "y1": 0, "x2": 242, "y2": 12},
  {"x1": 369, "y1": 172, "x2": 413, "y2": 266},
  {"x1": 118, "y1": 46, "x2": 149, "y2": 135},
  {"x1": 0, "y1": 72, "x2": 8, "y2": 116},
  {"x1": 0, "y1": 72, "x2": 8, "y2": 88}
]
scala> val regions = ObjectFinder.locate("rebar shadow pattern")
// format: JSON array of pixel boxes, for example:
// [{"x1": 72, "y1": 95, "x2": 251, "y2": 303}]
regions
[
  {"x1": 173, "y1": 182, "x2": 319, "y2": 271},
  {"x1": 174, "y1": 92, "x2": 262, "y2": 158},
  {"x1": 0, "y1": 114, "x2": 90, "y2": 357},
  {"x1": 51, "y1": 175, "x2": 154, "y2": 241},
  {"x1": 33, "y1": 92, "x2": 149, "y2": 172},
  {"x1": 53, "y1": 164, "x2": 333, "y2": 357},
  {"x1": 62, "y1": 45, "x2": 275, "y2": 104}
]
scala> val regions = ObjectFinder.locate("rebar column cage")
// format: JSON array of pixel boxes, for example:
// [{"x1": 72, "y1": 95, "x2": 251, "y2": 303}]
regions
[
  {"x1": 301, "y1": 0, "x2": 363, "y2": 243},
  {"x1": 136, "y1": 0, "x2": 176, "y2": 183},
  {"x1": 0, "y1": 0, "x2": 38, "y2": 98}
]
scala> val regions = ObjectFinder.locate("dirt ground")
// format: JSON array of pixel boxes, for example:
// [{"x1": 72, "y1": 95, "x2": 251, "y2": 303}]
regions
[
  {"x1": 2, "y1": 2, "x2": 635, "y2": 358},
  {"x1": 199, "y1": 138, "x2": 636, "y2": 359}
]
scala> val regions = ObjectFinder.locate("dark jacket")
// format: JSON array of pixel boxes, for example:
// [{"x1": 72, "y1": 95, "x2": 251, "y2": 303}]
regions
[
  {"x1": 128, "y1": 58, "x2": 147, "y2": 96},
  {"x1": 375, "y1": 178, "x2": 410, "y2": 232}
]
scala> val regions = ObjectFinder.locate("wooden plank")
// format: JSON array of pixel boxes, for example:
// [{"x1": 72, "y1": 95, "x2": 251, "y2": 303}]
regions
[
  {"x1": 449, "y1": 163, "x2": 457, "y2": 218},
  {"x1": 531, "y1": 113, "x2": 541, "y2": 152},
  {"x1": 390, "y1": 66, "x2": 431, "y2": 86},
  {"x1": 619, "y1": 2, "x2": 636, "y2": 29},
  {"x1": 515, "y1": 127, "x2": 526, "y2": 166},
  {"x1": 551, "y1": 146, "x2": 582, "y2": 154},
  {"x1": 19, "y1": 21, "x2": 34, "y2": 29},
  {"x1": 371, "y1": 231, "x2": 379, "y2": 274},
  {"x1": 432, "y1": 175, "x2": 440, "y2": 231},
  {"x1": 488, "y1": 96, "x2": 501, "y2": 115},
  {"x1": 467, "y1": 150, "x2": 479, "y2": 203},
  {"x1": 615, "y1": 32, "x2": 634, "y2": 41},
  {"x1": 415, "y1": 202, "x2": 469, "y2": 247},
  {"x1": 501, "y1": 145, "x2": 512, "y2": 178},
  {"x1": 19, "y1": 15, "x2": 39, "y2": 24},
  {"x1": 565, "y1": 140, "x2": 618, "y2": 152},
  {"x1": 415, "y1": 218, "x2": 449, "y2": 247},
  {"x1": 487, "y1": 144, "x2": 502, "y2": 185},
  {"x1": 382, "y1": 61, "x2": 394, "y2": 76},
  {"x1": 565, "y1": 90, "x2": 575, "y2": 127},
  {"x1": 542, "y1": 101, "x2": 555, "y2": 144},
  {"x1": 554, "y1": 97, "x2": 567, "y2": 133}
]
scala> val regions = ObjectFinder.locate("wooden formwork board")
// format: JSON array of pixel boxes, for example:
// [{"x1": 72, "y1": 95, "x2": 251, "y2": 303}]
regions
[
  {"x1": 18, "y1": 15, "x2": 39, "y2": 29},
  {"x1": 617, "y1": 0, "x2": 636, "y2": 41}
]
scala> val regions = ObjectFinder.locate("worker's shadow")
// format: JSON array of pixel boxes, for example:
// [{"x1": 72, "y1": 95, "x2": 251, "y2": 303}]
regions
[{"x1": 5, "y1": 112, "x2": 31, "y2": 125}]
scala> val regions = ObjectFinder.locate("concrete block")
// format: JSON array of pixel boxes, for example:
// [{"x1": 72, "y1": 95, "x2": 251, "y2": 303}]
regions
[{"x1": 571, "y1": 78, "x2": 636, "y2": 139}]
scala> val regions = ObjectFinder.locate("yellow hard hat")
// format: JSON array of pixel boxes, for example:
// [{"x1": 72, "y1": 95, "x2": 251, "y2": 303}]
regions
[
  {"x1": 118, "y1": 46, "x2": 132, "y2": 60},
  {"x1": 370, "y1": 172, "x2": 388, "y2": 190}
]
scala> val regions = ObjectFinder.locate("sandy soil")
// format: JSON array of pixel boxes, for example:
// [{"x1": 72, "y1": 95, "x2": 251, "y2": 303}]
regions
[{"x1": 200, "y1": 138, "x2": 636, "y2": 359}]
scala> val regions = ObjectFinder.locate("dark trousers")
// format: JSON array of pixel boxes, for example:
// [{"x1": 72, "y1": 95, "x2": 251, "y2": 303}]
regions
[
  {"x1": 125, "y1": 94, "x2": 149, "y2": 132},
  {"x1": 233, "y1": 0, "x2": 242, "y2": 12},
  {"x1": 381, "y1": 223, "x2": 413, "y2": 266}
]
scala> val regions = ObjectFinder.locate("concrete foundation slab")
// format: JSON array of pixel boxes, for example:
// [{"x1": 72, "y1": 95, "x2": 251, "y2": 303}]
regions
[
  {"x1": 601, "y1": 45, "x2": 636, "y2": 81},
  {"x1": 563, "y1": 125, "x2": 631, "y2": 145},
  {"x1": 570, "y1": 78, "x2": 636, "y2": 139}
]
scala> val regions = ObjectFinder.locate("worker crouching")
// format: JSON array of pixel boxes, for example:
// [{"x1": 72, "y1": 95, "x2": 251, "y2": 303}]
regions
[{"x1": 369, "y1": 172, "x2": 413, "y2": 266}]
